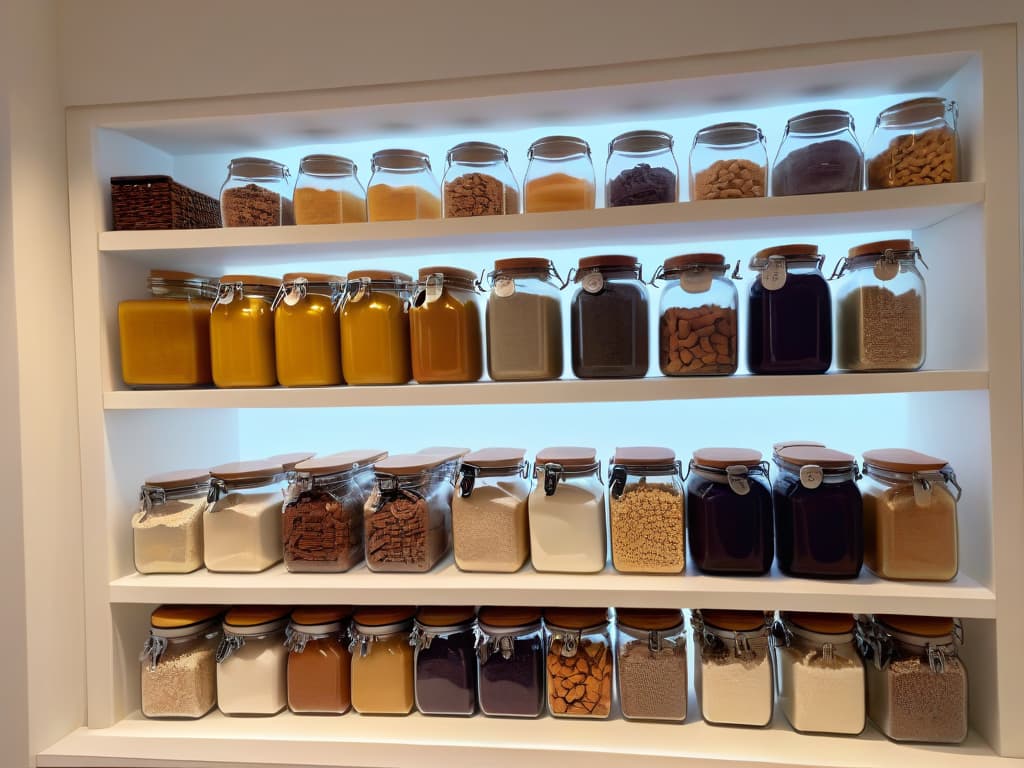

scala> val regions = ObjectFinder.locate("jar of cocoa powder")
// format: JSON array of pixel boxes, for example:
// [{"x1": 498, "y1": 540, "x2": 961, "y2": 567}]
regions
[
  {"x1": 220, "y1": 157, "x2": 291, "y2": 227},
  {"x1": 442, "y1": 142, "x2": 520, "y2": 217}
]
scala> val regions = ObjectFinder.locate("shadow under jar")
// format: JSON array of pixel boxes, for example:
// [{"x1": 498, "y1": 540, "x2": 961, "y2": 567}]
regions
[
  {"x1": 286, "y1": 606, "x2": 353, "y2": 715},
  {"x1": 409, "y1": 266, "x2": 483, "y2": 384},
  {"x1": 544, "y1": 608, "x2": 612, "y2": 719},
  {"x1": 216, "y1": 606, "x2": 290, "y2": 716},
  {"x1": 605, "y1": 129, "x2": 678, "y2": 207},
  {"x1": 366, "y1": 149, "x2": 441, "y2": 222},
  {"x1": 413, "y1": 606, "x2": 478, "y2": 716},
  {"x1": 132, "y1": 468, "x2": 210, "y2": 574},
  {"x1": 476, "y1": 606, "x2": 546, "y2": 718},
  {"x1": 866, "y1": 97, "x2": 959, "y2": 189},
  {"x1": 771, "y1": 109, "x2": 864, "y2": 196},
  {"x1": 689, "y1": 122, "x2": 767, "y2": 201},
  {"x1": 293, "y1": 154, "x2": 366, "y2": 224},
  {"x1": 272, "y1": 272, "x2": 345, "y2": 387},
  {"x1": 349, "y1": 606, "x2": 416, "y2": 715},
  {"x1": 442, "y1": 141, "x2": 520, "y2": 217},
  {"x1": 615, "y1": 608, "x2": 687, "y2": 722},
  {"x1": 204, "y1": 460, "x2": 286, "y2": 573},
  {"x1": 210, "y1": 274, "x2": 279, "y2": 388},
  {"x1": 523, "y1": 135, "x2": 596, "y2": 213},
  {"x1": 220, "y1": 157, "x2": 291, "y2": 227},
  {"x1": 339, "y1": 270, "x2": 413, "y2": 385},
  {"x1": 140, "y1": 605, "x2": 222, "y2": 719}
]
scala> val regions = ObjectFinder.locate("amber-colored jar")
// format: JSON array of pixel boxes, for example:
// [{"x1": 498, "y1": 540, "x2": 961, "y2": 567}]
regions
[
  {"x1": 409, "y1": 266, "x2": 483, "y2": 383},
  {"x1": 273, "y1": 273, "x2": 344, "y2": 387},
  {"x1": 339, "y1": 270, "x2": 413, "y2": 385},
  {"x1": 210, "y1": 275, "x2": 279, "y2": 387},
  {"x1": 287, "y1": 606, "x2": 353, "y2": 714}
]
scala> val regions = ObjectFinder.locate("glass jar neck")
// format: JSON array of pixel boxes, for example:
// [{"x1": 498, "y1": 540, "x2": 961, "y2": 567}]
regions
[
  {"x1": 529, "y1": 136, "x2": 590, "y2": 160},
  {"x1": 447, "y1": 142, "x2": 508, "y2": 165},
  {"x1": 372, "y1": 151, "x2": 431, "y2": 173},
  {"x1": 141, "y1": 624, "x2": 218, "y2": 669},
  {"x1": 785, "y1": 110, "x2": 855, "y2": 137},
  {"x1": 288, "y1": 464, "x2": 373, "y2": 496},
  {"x1": 547, "y1": 622, "x2": 607, "y2": 657},
  {"x1": 300, "y1": 155, "x2": 356, "y2": 177},
  {"x1": 877, "y1": 98, "x2": 956, "y2": 129},
  {"x1": 693, "y1": 613, "x2": 770, "y2": 658},
  {"x1": 775, "y1": 458, "x2": 859, "y2": 487},
  {"x1": 411, "y1": 620, "x2": 476, "y2": 650},
  {"x1": 859, "y1": 619, "x2": 962, "y2": 674},
  {"x1": 207, "y1": 473, "x2": 285, "y2": 503},
  {"x1": 693, "y1": 122, "x2": 763, "y2": 148},
  {"x1": 609, "y1": 131, "x2": 673, "y2": 156},
  {"x1": 349, "y1": 621, "x2": 414, "y2": 657},
  {"x1": 285, "y1": 622, "x2": 347, "y2": 653},
  {"x1": 272, "y1": 279, "x2": 343, "y2": 312},
  {"x1": 228, "y1": 158, "x2": 289, "y2": 181},
  {"x1": 216, "y1": 282, "x2": 278, "y2": 305},
  {"x1": 216, "y1": 624, "x2": 287, "y2": 662},
  {"x1": 862, "y1": 464, "x2": 961, "y2": 503}
]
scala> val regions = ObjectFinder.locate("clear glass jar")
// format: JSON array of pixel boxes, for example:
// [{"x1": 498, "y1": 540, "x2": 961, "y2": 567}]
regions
[
  {"x1": 286, "y1": 607, "x2": 353, "y2": 714},
  {"x1": 689, "y1": 122, "x2": 767, "y2": 201},
  {"x1": 220, "y1": 157, "x2": 291, "y2": 227},
  {"x1": 293, "y1": 154, "x2": 366, "y2": 224},
  {"x1": 339, "y1": 269, "x2": 413, "y2": 385},
  {"x1": 747, "y1": 244, "x2": 832, "y2": 374},
  {"x1": 476, "y1": 606, "x2": 546, "y2": 718},
  {"x1": 773, "y1": 446, "x2": 863, "y2": 579},
  {"x1": 528, "y1": 447, "x2": 606, "y2": 573},
  {"x1": 409, "y1": 266, "x2": 483, "y2": 383},
  {"x1": 442, "y1": 141, "x2": 520, "y2": 217},
  {"x1": 858, "y1": 615, "x2": 968, "y2": 743},
  {"x1": 132, "y1": 469, "x2": 209, "y2": 574},
  {"x1": 833, "y1": 239, "x2": 926, "y2": 372},
  {"x1": 283, "y1": 450, "x2": 387, "y2": 572},
  {"x1": 216, "y1": 607, "x2": 290, "y2": 716},
  {"x1": 544, "y1": 608, "x2": 612, "y2": 719},
  {"x1": 616, "y1": 609, "x2": 687, "y2": 722},
  {"x1": 608, "y1": 446, "x2": 685, "y2": 573},
  {"x1": 349, "y1": 606, "x2": 416, "y2": 715},
  {"x1": 210, "y1": 274, "x2": 279, "y2": 387},
  {"x1": 570, "y1": 255, "x2": 649, "y2": 378},
  {"x1": 485, "y1": 257, "x2": 564, "y2": 381},
  {"x1": 866, "y1": 97, "x2": 959, "y2": 189},
  {"x1": 140, "y1": 606, "x2": 221, "y2": 719},
  {"x1": 606, "y1": 130, "x2": 679, "y2": 207},
  {"x1": 204, "y1": 460, "x2": 286, "y2": 573},
  {"x1": 653, "y1": 253, "x2": 738, "y2": 375},
  {"x1": 860, "y1": 449, "x2": 960, "y2": 581},
  {"x1": 272, "y1": 272, "x2": 344, "y2": 387},
  {"x1": 693, "y1": 609, "x2": 774, "y2": 727},
  {"x1": 366, "y1": 149, "x2": 441, "y2": 222},
  {"x1": 452, "y1": 448, "x2": 530, "y2": 572},
  {"x1": 523, "y1": 135, "x2": 596, "y2": 213},
  {"x1": 413, "y1": 607, "x2": 478, "y2": 716},
  {"x1": 771, "y1": 110, "x2": 864, "y2": 196},
  {"x1": 774, "y1": 612, "x2": 866, "y2": 735}
]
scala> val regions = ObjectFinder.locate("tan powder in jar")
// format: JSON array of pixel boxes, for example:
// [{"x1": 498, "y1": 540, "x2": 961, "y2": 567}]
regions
[
  {"x1": 141, "y1": 643, "x2": 217, "y2": 718},
  {"x1": 610, "y1": 482, "x2": 685, "y2": 573}
]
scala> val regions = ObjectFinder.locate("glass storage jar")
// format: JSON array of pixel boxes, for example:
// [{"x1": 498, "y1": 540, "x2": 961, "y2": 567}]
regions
[
  {"x1": 409, "y1": 266, "x2": 484, "y2": 383},
  {"x1": 858, "y1": 615, "x2": 968, "y2": 743},
  {"x1": 452, "y1": 448, "x2": 530, "y2": 572},
  {"x1": 747, "y1": 243, "x2": 832, "y2": 374},
  {"x1": 204, "y1": 460, "x2": 286, "y2": 573},
  {"x1": 608, "y1": 446, "x2": 685, "y2": 573},
  {"x1": 220, "y1": 157, "x2": 291, "y2": 226},
  {"x1": 413, "y1": 606, "x2": 478, "y2": 716},
  {"x1": 860, "y1": 449, "x2": 960, "y2": 581},
  {"x1": 339, "y1": 269, "x2": 413, "y2": 385},
  {"x1": 273, "y1": 272, "x2": 344, "y2": 387},
  {"x1": 283, "y1": 450, "x2": 387, "y2": 572},
  {"x1": 118, "y1": 270, "x2": 217, "y2": 387},
  {"x1": 476, "y1": 606, "x2": 546, "y2": 718},
  {"x1": 686, "y1": 447, "x2": 774, "y2": 575},
  {"x1": 605, "y1": 130, "x2": 678, "y2": 207},
  {"x1": 693, "y1": 609, "x2": 774, "y2": 727},
  {"x1": 132, "y1": 468, "x2": 210, "y2": 574},
  {"x1": 689, "y1": 122, "x2": 767, "y2": 201},
  {"x1": 616, "y1": 608, "x2": 687, "y2": 722},
  {"x1": 529, "y1": 446, "x2": 606, "y2": 573},
  {"x1": 544, "y1": 608, "x2": 612, "y2": 719},
  {"x1": 833, "y1": 239, "x2": 927, "y2": 372},
  {"x1": 866, "y1": 97, "x2": 959, "y2": 189},
  {"x1": 293, "y1": 154, "x2": 366, "y2": 224},
  {"x1": 773, "y1": 612, "x2": 866, "y2": 735},
  {"x1": 216, "y1": 606, "x2": 290, "y2": 716},
  {"x1": 653, "y1": 253, "x2": 738, "y2": 375},
  {"x1": 366, "y1": 149, "x2": 441, "y2": 221},
  {"x1": 570, "y1": 255, "x2": 649, "y2": 378},
  {"x1": 772, "y1": 446, "x2": 863, "y2": 579},
  {"x1": 210, "y1": 274, "x2": 279, "y2": 387},
  {"x1": 349, "y1": 606, "x2": 416, "y2": 715},
  {"x1": 286, "y1": 606, "x2": 353, "y2": 714},
  {"x1": 140, "y1": 605, "x2": 221, "y2": 719},
  {"x1": 771, "y1": 109, "x2": 864, "y2": 196},
  {"x1": 523, "y1": 135, "x2": 596, "y2": 213},
  {"x1": 485, "y1": 257, "x2": 564, "y2": 381},
  {"x1": 442, "y1": 141, "x2": 520, "y2": 217}
]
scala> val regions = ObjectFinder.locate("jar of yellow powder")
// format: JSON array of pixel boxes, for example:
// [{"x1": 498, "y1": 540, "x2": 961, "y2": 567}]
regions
[
  {"x1": 210, "y1": 275, "x2": 279, "y2": 388},
  {"x1": 366, "y1": 149, "x2": 442, "y2": 222},
  {"x1": 272, "y1": 273, "x2": 345, "y2": 387},
  {"x1": 523, "y1": 136, "x2": 596, "y2": 213},
  {"x1": 293, "y1": 155, "x2": 366, "y2": 225}
]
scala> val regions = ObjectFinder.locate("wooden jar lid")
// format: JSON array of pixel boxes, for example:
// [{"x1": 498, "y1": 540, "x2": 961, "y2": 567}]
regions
[
  {"x1": 477, "y1": 606, "x2": 542, "y2": 628},
  {"x1": 209, "y1": 460, "x2": 282, "y2": 481},
  {"x1": 290, "y1": 606, "x2": 353, "y2": 626},
  {"x1": 265, "y1": 452, "x2": 315, "y2": 471},
  {"x1": 616, "y1": 608, "x2": 684, "y2": 631},
  {"x1": 416, "y1": 606, "x2": 477, "y2": 626},
  {"x1": 612, "y1": 446, "x2": 675, "y2": 465},
  {"x1": 151, "y1": 605, "x2": 221, "y2": 629},
  {"x1": 692, "y1": 447, "x2": 762, "y2": 468},
  {"x1": 143, "y1": 469, "x2": 210, "y2": 489},
  {"x1": 536, "y1": 446, "x2": 597, "y2": 467},
  {"x1": 352, "y1": 606, "x2": 416, "y2": 626},
  {"x1": 776, "y1": 446, "x2": 855, "y2": 467},
  {"x1": 863, "y1": 448, "x2": 948, "y2": 472},
  {"x1": 783, "y1": 612, "x2": 856, "y2": 634},
  {"x1": 224, "y1": 606, "x2": 291, "y2": 627},
  {"x1": 462, "y1": 448, "x2": 526, "y2": 467},
  {"x1": 295, "y1": 450, "x2": 387, "y2": 475},
  {"x1": 877, "y1": 615, "x2": 956, "y2": 637},
  {"x1": 544, "y1": 607, "x2": 609, "y2": 629},
  {"x1": 702, "y1": 609, "x2": 765, "y2": 632}
]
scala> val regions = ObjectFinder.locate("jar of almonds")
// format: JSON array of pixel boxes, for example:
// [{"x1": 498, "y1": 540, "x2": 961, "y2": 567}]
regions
[
  {"x1": 688, "y1": 122, "x2": 767, "y2": 201},
  {"x1": 866, "y1": 97, "x2": 958, "y2": 189},
  {"x1": 544, "y1": 608, "x2": 612, "y2": 719}
]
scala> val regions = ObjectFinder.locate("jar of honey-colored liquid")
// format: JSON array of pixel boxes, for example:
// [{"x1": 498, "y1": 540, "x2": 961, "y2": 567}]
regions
[
  {"x1": 272, "y1": 273, "x2": 344, "y2": 387},
  {"x1": 210, "y1": 275, "x2": 278, "y2": 388}
]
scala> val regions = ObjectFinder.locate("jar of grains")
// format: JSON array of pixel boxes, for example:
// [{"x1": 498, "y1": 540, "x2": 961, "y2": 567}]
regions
[
  {"x1": 693, "y1": 609, "x2": 774, "y2": 727},
  {"x1": 283, "y1": 450, "x2": 388, "y2": 573},
  {"x1": 653, "y1": 253, "x2": 739, "y2": 376},
  {"x1": 210, "y1": 275, "x2": 279, "y2": 388},
  {"x1": 608, "y1": 446, "x2": 685, "y2": 574},
  {"x1": 413, "y1": 606, "x2": 478, "y2": 716},
  {"x1": 476, "y1": 606, "x2": 546, "y2": 718},
  {"x1": 293, "y1": 154, "x2": 366, "y2": 224},
  {"x1": 771, "y1": 109, "x2": 864, "y2": 196},
  {"x1": 605, "y1": 130, "x2": 679, "y2": 207},
  {"x1": 349, "y1": 606, "x2": 416, "y2": 715},
  {"x1": 686, "y1": 447, "x2": 774, "y2": 576},
  {"x1": 866, "y1": 97, "x2": 959, "y2": 189},
  {"x1": 857, "y1": 615, "x2": 968, "y2": 743},
  {"x1": 339, "y1": 270, "x2": 413, "y2": 385},
  {"x1": 615, "y1": 608, "x2": 687, "y2": 722},
  {"x1": 689, "y1": 122, "x2": 767, "y2": 201},
  {"x1": 286, "y1": 606, "x2": 353, "y2": 714},
  {"x1": 860, "y1": 449, "x2": 960, "y2": 581},
  {"x1": 204, "y1": 460, "x2": 286, "y2": 573},
  {"x1": 544, "y1": 608, "x2": 612, "y2": 719},
  {"x1": 140, "y1": 605, "x2": 221, "y2": 719},
  {"x1": 220, "y1": 157, "x2": 291, "y2": 227},
  {"x1": 409, "y1": 266, "x2": 484, "y2": 383},
  {"x1": 272, "y1": 273, "x2": 345, "y2": 387},
  {"x1": 452, "y1": 448, "x2": 531, "y2": 572},
  {"x1": 366, "y1": 149, "x2": 441, "y2": 222},
  {"x1": 442, "y1": 141, "x2": 520, "y2": 217},
  {"x1": 529, "y1": 446, "x2": 606, "y2": 573},
  {"x1": 773, "y1": 612, "x2": 866, "y2": 735},
  {"x1": 216, "y1": 606, "x2": 290, "y2": 716},
  {"x1": 833, "y1": 239, "x2": 927, "y2": 372},
  {"x1": 132, "y1": 469, "x2": 210, "y2": 574},
  {"x1": 523, "y1": 135, "x2": 596, "y2": 213}
]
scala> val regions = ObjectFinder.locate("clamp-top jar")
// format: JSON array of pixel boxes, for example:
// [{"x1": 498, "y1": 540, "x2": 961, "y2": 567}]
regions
[
  {"x1": 866, "y1": 97, "x2": 958, "y2": 189},
  {"x1": 132, "y1": 468, "x2": 210, "y2": 574},
  {"x1": 442, "y1": 141, "x2": 520, "y2": 217},
  {"x1": 293, "y1": 154, "x2": 366, "y2": 224},
  {"x1": 216, "y1": 606, "x2": 290, "y2": 716},
  {"x1": 339, "y1": 269, "x2": 413, "y2": 385},
  {"x1": 204, "y1": 460, "x2": 287, "y2": 573},
  {"x1": 286, "y1": 606, "x2": 353, "y2": 714},
  {"x1": 693, "y1": 609, "x2": 774, "y2": 727},
  {"x1": 771, "y1": 109, "x2": 864, "y2": 196},
  {"x1": 689, "y1": 122, "x2": 767, "y2": 200},
  {"x1": 210, "y1": 274, "x2": 279, "y2": 387},
  {"x1": 140, "y1": 605, "x2": 222, "y2": 719},
  {"x1": 349, "y1": 606, "x2": 416, "y2": 714},
  {"x1": 413, "y1": 606, "x2": 478, "y2": 716},
  {"x1": 544, "y1": 608, "x2": 612, "y2": 719},
  {"x1": 366, "y1": 149, "x2": 441, "y2": 221},
  {"x1": 476, "y1": 606, "x2": 546, "y2": 718},
  {"x1": 616, "y1": 608, "x2": 687, "y2": 721},
  {"x1": 606, "y1": 130, "x2": 678, "y2": 207},
  {"x1": 273, "y1": 272, "x2": 345, "y2": 387},
  {"x1": 220, "y1": 157, "x2": 291, "y2": 227},
  {"x1": 409, "y1": 266, "x2": 483, "y2": 383},
  {"x1": 524, "y1": 135, "x2": 596, "y2": 212}
]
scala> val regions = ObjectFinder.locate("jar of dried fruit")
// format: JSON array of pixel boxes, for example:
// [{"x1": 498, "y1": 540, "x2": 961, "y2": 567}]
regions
[
  {"x1": 605, "y1": 130, "x2": 678, "y2": 207},
  {"x1": 140, "y1": 605, "x2": 222, "y2": 719},
  {"x1": 866, "y1": 97, "x2": 958, "y2": 189},
  {"x1": 689, "y1": 122, "x2": 767, "y2": 201},
  {"x1": 293, "y1": 154, "x2": 366, "y2": 224},
  {"x1": 442, "y1": 141, "x2": 520, "y2": 217},
  {"x1": 544, "y1": 608, "x2": 612, "y2": 719},
  {"x1": 615, "y1": 608, "x2": 687, "y2": 722},
  {"x1": 220, "y1": 157, "x2": 291, "y2": 226}
]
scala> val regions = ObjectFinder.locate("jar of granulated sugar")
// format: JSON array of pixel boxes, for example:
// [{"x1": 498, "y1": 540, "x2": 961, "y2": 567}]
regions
[
  {"x1": 693, "y1": 609, "x2": 774, "y2": 727},
  {"x1": 615, "y1": 609, "x2": 687, "y2": 722},
  {"x1": 140, "y1": 605, "x2": 221, "y2": 719},
  {"x1": 132, "y1": 469, "x2": 210, "y2": 574},
  {"x1": 216, "y1": 606, "x2": 290, "y2": 716},
  {"x1": 204, "y1": 460, "x2": 287, "y2": 573}
]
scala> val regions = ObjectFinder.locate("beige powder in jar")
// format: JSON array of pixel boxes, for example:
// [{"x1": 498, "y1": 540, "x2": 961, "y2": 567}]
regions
[
  {"x1": 204, "y1": 491, "x2": 283, "y2": 573},
  {"x1": 452, "y1": 478, "x2": 530, "y2": 572},
  {"x1": 132, "y1": 499, "x2": 205, "y2": 573},
  {"x1": 141, "y1": 642, "x2": 217, "y2": 718},
  {"x1": 610, "y1": 481, "x2": 685, "y2": 573},
  {"x1": 778, "y1": 645, "x2": 865, "y2": 734}
]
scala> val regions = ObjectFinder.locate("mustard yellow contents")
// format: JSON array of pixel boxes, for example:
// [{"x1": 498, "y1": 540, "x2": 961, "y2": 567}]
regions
[
  {"x1": 863, "y1": 483, "x2": 958, "y2": 581},
  {"x1": 293, "y1": 188, "x2": 367, "y2": 225},
  {"x1": 210, "y1": 296, "x2": 277, "y2": 387},
  {"x1": 350, "y1": 635, "x2": 414, "y2": 714},
  {"x1": 118, "y1": 297, "x2": 212, "y2": 386},
  {"x1": 410, "y1": 289, "x2": 483, "y2": 383},
  {"x1": 275, "y1": 294, "x2": 342, "y2": 387},
  {"x1": 367, "y1": 184, "x2": 442, "y2": 222},
  {"x1": 525, "y1": 172, "x2": 596, "y2": 213},
  {"x1": 341, "y1": 291, "x2": 411, "y2": 385}
]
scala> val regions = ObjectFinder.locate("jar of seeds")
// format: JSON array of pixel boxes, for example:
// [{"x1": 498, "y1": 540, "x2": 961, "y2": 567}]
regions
[{"x1": 140, "y1": 605, "x2": 222, "y2": 719}]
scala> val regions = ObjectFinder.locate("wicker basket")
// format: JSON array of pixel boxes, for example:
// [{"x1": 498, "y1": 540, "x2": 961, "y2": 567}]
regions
[{"x1": 110, "y1": 175, "x2": 222, "y2": 230}]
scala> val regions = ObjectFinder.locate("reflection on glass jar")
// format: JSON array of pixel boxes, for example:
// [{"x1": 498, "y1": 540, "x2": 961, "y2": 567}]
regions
[
  {"x1": 866, "y1": 97, "x2": 958, "y2": 189},
  {"x1": 293, "y1": 154, "x2": 366, "y2": 224},
  {"x1": 210, "y1": 275, "x2": 279, "y2": 387},
  {"x1": 140, "y1": 605, "x2": 221, "y2": 719}
]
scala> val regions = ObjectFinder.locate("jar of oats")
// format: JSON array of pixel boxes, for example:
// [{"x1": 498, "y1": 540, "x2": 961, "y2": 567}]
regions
[
  {"x1": 132, "y1": 469, "x2": 210, "y2": 574},
  {"x1": 866, "y1": 97, "x2": 958, "y2": 189},
  {"x1": 689, "y1": 122, "x2": 767, "y2": 201},
  {"x1": 140, "y1": 605, "x2": 221, "y2": 719}
]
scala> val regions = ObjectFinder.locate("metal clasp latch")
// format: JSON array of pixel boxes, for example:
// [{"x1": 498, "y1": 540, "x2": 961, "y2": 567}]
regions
[
  {"x1": 215, "y1": 634, "x2": 245, "y2": 663},
  {"x1": 411, "y1": 626, "x2": 433, "y2": 651},
  {"x1": 927, "y1": 645, "x2": 949, "y2": 674},
  {"x1": 140, "y1": 635, "x2": 168, "y2": 671},
  {"x1": 459, "y1": 465, "x2": 478, "y2": 497},
  {"x1": 543, "y1": 463, "x2": 564, "y2": 496},
  {"x1": 609, "y1": 465, "x2": 627, "y2": 499},
  {"x1": 284, "y1": 626, "x2": 309, "y2": 654},
  {"x1": 556, "y1": 630, "x2": 580, "y2": 657},
  {"x1": 207, "y1": 478, "x2": 228, "y2": 505},
  {"x1": 648, "y1": 630, "x2": 662, "y2": 652}
]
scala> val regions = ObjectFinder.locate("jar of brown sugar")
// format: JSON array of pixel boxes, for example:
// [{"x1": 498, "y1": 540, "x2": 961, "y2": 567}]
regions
[
  {"x1": 286, "y1": 606, "x2": 353, "y2": 714},
  {"x1": 220, "y1": 157, "x2": 291, "y2": 226},
  {"x1": 442, "y1": 142, "x2": 520, "y2": 217},
  {"x1": 689, "y1": 122, "x2": 767, "y2": 201},
  {"x1": 616, "y1": 608, "x2": 687, "y2": 721},
  {"x1": 544, "y1": 608, "x2": 612, "y2": 719}
]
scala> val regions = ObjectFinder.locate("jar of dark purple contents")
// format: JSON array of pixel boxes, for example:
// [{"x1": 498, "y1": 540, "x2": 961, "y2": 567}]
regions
[
  {"x1": 476, "y1": 606, "x2": 545, "y2": 718},
  {"x1": 772, "y1": 446, "x2": 863, "y2": 579},
  {"x1": 771, "y1": 109, "x2": 864, "y2": 196},
  {"x1": 686, "y1": 447, "x2": 774, "y2": 575},
  {"x1": 747, "y1": 243, "x2": 832, "y2": 374},
  {"x1": 412, "y1": 606, "x2": 477, "y2": 716}
]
